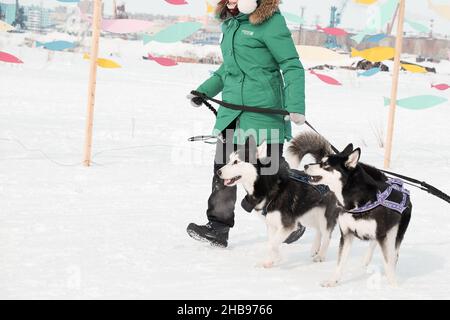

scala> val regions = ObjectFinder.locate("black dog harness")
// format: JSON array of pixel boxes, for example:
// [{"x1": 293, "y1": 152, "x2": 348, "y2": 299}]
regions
[
  {"x1": 289, "y1": 170, "x2": 330, "y2": 196},
  {"x1": 261, "y1": 170, "x2": 330, "y2": 216}
]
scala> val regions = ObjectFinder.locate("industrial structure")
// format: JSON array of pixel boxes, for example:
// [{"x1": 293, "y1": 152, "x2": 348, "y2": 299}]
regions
[{"x1": 325, "y1": 0, "x2": 349, "y2": 49}]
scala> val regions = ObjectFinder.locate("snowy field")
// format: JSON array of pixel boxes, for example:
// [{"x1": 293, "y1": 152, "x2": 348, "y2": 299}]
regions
[{"x1": 1, "y1": 36, "x2": 450, "y2": 300}]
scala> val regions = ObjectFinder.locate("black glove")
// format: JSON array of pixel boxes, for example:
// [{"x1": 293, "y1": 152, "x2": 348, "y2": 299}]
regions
[{"x1": 186, "y1": 93, "x2": 204, "y2": 108}]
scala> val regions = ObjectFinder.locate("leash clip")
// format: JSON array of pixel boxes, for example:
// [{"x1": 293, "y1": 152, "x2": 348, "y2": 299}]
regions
[{"x1": 187, "y1": 135, "x2": 221, "y2": 144}]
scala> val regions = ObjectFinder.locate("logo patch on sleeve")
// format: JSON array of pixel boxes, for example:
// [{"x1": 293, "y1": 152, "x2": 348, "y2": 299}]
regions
[{"x1": 242, "y1": 30, "x2": 254, "y2": 36}]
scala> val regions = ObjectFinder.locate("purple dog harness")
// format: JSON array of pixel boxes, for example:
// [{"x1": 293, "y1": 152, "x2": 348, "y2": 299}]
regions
[{"x1": 349, "y1": 178, "x2": 410, "y2": 215}]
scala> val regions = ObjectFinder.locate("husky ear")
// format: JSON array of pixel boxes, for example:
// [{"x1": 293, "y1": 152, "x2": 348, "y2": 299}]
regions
[
  {"x1": 256, "y1": 141, "x2": 268, "y2": 160},
  {"x1": 341, "y1": 144, "x2": 354, "y2": 156},
  {"x1": 345, "y1": 148, "x2": 361, "y2": 169}
]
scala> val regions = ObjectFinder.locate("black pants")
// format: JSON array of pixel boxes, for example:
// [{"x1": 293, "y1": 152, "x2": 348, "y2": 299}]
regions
[{"x1": 206, "y1": 123, "x2": 284, "y2": 228}]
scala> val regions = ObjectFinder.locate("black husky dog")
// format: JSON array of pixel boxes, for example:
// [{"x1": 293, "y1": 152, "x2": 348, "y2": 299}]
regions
[
  {"x1": 305, "y1": 141, "x2": 412, "y2": 287},
  {"x1": 217, "y1": 133, "x2": 341, "y2": 268}
]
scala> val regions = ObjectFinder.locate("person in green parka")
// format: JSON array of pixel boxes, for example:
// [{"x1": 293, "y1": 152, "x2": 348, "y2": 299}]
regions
[{"x1": 187, "y1": 0, "x2": 307, "y2": 247}]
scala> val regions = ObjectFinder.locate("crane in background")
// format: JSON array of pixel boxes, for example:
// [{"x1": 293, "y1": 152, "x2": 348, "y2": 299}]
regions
[
  {"x1": 325, "y1": 0, "x2": 349, "y2": 49},
  {"x1": 12, "y1": 0, "x2": 27, "y2": 30}
]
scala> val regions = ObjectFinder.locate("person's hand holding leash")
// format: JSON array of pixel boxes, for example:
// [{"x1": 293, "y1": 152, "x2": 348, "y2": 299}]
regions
[
  {"x1": 290, "y1": 113, "x2": 306, "y2": 126},
  {"x1": 187, "y1": 93, "x2": 204, "y2": 108}
]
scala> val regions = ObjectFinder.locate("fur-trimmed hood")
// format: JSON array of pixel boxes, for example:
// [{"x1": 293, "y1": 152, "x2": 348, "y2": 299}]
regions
[{"x1": 216, "y1": 0, "x2": 280, "y2": 25}]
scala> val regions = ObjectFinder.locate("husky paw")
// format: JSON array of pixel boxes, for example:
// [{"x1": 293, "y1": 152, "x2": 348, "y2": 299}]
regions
[
  {"x1": 321, "y1": 280, "x2": 339, "y2": 288},
  {"x1": 311, "y1": 250, "x2": 319, "y2": 257},
  {"x1": 313, "y1": 255, "x2": 325, "y2": 263}
]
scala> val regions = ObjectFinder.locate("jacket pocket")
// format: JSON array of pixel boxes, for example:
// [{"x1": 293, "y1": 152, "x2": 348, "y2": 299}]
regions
[
  {"x1": 262, "y1": 73, "x2": 282, "y2": 108},
  {"x1": 222, "y1": 73, "x2": 242, "y2": 103}
]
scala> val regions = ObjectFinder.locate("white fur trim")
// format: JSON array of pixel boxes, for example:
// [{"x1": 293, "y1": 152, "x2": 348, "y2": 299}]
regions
[{"x1": 238, "y1": 0, "x2": 258, "y2": 14}]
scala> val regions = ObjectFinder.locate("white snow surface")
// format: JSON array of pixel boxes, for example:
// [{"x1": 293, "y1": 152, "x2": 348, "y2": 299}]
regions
[{"x1": 1, "y1": 34, "x2": 450, "y2": 300}]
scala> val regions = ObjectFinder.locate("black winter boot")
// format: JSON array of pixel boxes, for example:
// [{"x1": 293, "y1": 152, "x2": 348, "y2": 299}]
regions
[{"x1": 187, "y1": 222, "x2": 230, "y2": 248}]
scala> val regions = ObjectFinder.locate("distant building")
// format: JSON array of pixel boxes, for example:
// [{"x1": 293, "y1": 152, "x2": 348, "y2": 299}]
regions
[
  {"x1": 50, "y1": 6, "x2": 68, "y2": 29},
  {"x1": 290, "y1": 27, "x2": 450, "y2": 60},
  {"x1": 129, "y1": 13, "x2": 177, "y2": 23},
  {"x1": 0, "y1": 2, "x2": 16, "y2": 25},
  {"x1": 24, "y1": 5, "x2": 53, "y2": 33}
]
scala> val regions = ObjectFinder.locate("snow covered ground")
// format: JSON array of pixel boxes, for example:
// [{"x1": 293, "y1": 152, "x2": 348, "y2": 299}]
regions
[{"x1": 1, "y1": 35, "x2": 450, "y2": 299}]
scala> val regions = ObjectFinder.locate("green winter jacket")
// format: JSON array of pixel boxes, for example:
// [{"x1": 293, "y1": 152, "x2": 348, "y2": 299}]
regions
[{"x1": 196, "y1": 2, "x2": 305, "y2": 145}]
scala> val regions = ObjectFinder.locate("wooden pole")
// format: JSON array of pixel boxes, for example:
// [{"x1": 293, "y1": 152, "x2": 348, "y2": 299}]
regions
[
  {"x1": 83, "y1": 0, "x2": 102, "y2": 167},
  {"x1": 384, "y1": 0, "x2": 406, "y2": 169}
]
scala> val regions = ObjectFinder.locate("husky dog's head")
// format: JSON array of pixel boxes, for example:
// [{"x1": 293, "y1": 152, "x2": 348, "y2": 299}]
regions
[
  {"x1": 217, "y1": 141, "x2": 268, "y2": 194},
  {"x1": 304, "y1": 144, "x2": 361, "y2": 205}
]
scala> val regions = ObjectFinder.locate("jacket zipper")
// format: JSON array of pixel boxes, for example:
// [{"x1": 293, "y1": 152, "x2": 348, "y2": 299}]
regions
[
  {"x1": 229, "y1": 17, "x2": 245, "y2": 142},
  {"x1": 229, "y1": 18, "x2": 245, "y2": 105}
]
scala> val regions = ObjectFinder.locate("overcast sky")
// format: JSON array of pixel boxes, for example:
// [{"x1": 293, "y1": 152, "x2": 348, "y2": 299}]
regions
[{"x1": 8, "y1": 0, "x2": 450, "y2": 35}]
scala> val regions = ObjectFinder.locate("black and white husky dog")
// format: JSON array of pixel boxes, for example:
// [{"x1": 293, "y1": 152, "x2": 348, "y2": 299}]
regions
[
  {"x1": 217, "y1": 133, "x2": 341, "y2": 268},
  {"x1": 305, "y1": 141, "x2": 412, "y2": 287}
]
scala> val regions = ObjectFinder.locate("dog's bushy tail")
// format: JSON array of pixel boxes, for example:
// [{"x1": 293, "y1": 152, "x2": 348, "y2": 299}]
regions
[{"x1": 286, "y1": 132, "x2": 332, "y2": 169}]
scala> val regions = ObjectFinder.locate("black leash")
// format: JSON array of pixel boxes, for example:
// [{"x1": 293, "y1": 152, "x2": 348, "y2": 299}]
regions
[
  {"x1": 303, "y1": 118, "x2": 450, "y2": 204},
  {"x1": 189, "y1": 91, "x2": 450, "y2": 204},
  {"x1": 191, "y1": 90, "x2": 290, "y2": 117},
  {"x1": 188, "y1": 135, "x2": 218, "y2": 143}
]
